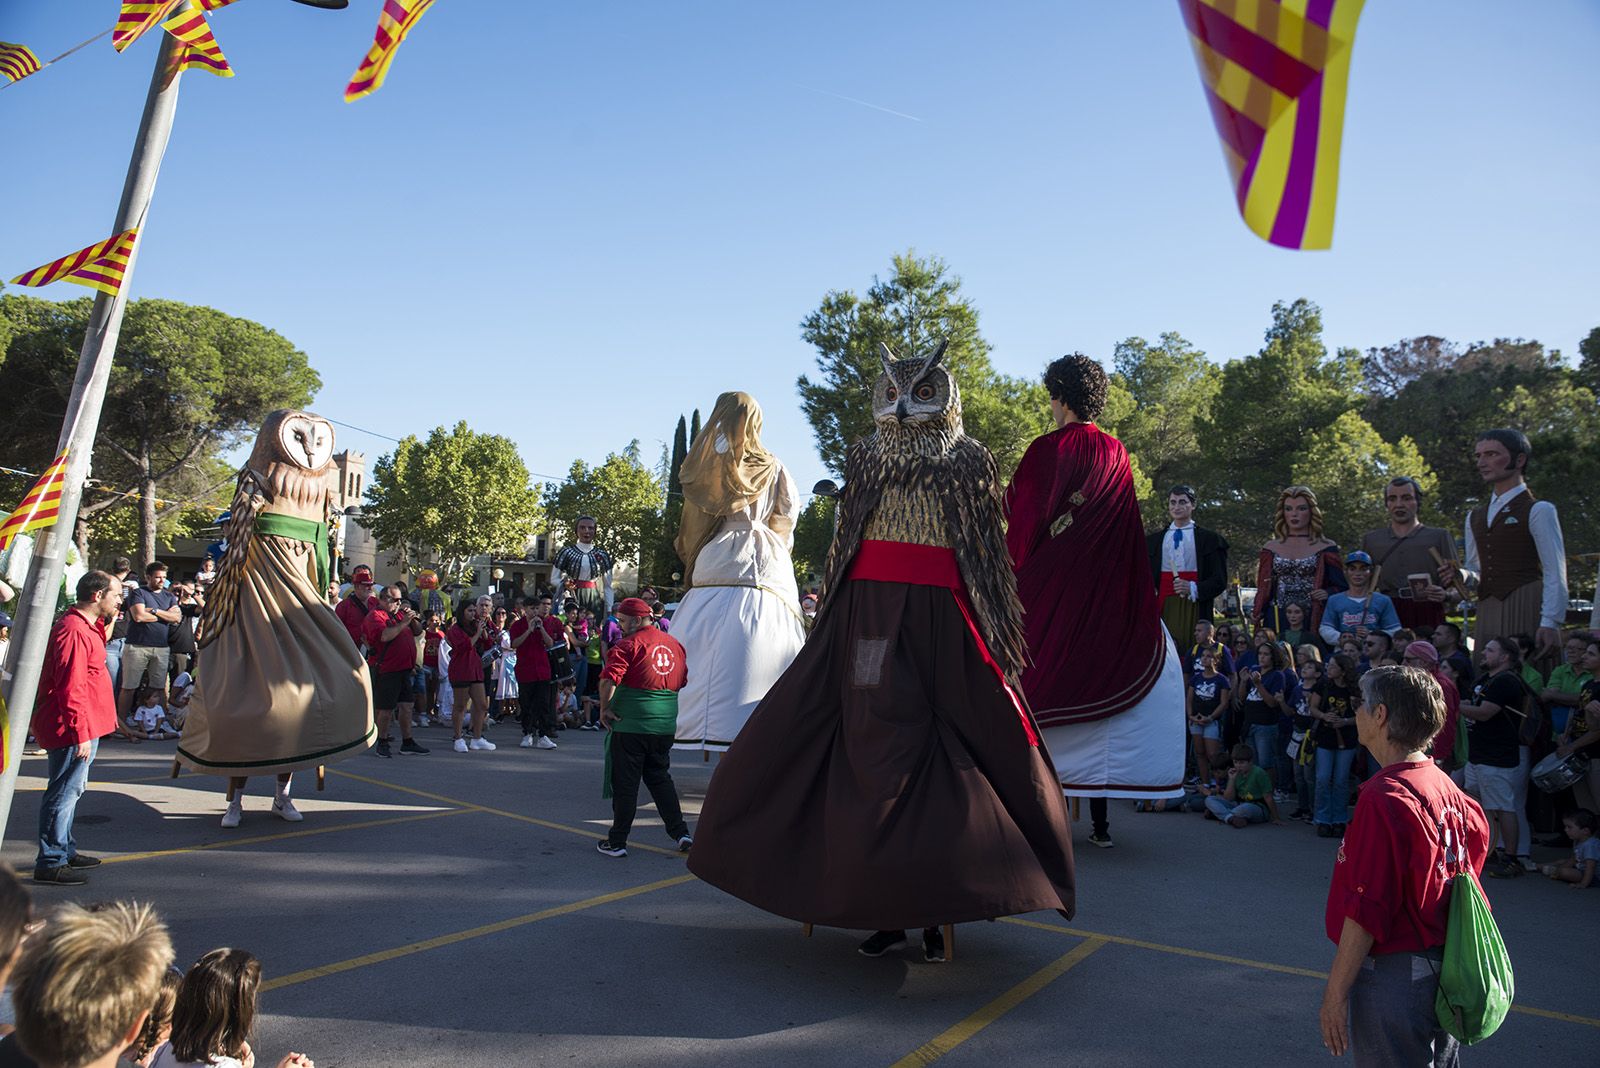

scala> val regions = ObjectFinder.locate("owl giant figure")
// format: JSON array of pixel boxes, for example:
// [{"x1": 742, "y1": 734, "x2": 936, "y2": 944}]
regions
[
  {"x1": 688, "y1": 342, "x2": 1077, "y2": 957},
  {"x1": 176, "y1": 410, "x2": 375, "y2": 816}
]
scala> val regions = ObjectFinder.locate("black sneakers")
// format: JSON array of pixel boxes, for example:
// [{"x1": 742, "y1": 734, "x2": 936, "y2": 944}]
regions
[
  {"x1": 596, "y1": 840, "x2": 627, "y2": 858},
  {"x1": 399, "y1": 738, "x2": 429, "y2": 755},
  {"x1": 33, "y1": 865, "x2": 88, "y2": 885},
  {"x1": 922, "y1": 927, "x2": 946, "y2": 963},
  {"x1": 375, "y1": 738, "x2": 392, "y2": 758},
  {"x1": 857, "y1": 930, "x2": 908, "y2": 957},
  {"x1": 1088, "y1": 831, "x2": 1114, "y2": 848}
]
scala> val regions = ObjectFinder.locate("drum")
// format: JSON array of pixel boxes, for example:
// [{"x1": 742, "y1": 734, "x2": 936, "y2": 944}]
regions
[{"x1": 1531, "y1": 750, "x2": 1589, "y2": 794}]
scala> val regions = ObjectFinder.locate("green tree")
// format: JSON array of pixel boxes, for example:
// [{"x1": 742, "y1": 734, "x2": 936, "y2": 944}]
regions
[
  {"x1": 362, "y1": 422, "x2": 542, "y2": 584},
  {"x1": 1111, "y1": 332, "x2": 1222, "y2": 525},
  {"x1": 649, "y1": 415, "x2": 690, "y2": 584},
  {"x1": 0, "y1": 294, "x2": 320, "y2": 562},
  {"x1": 1288, "y1": 412, "x2": 1437, "y2": 551},
  {"x1": 543, "y1": 441, "x2": 665, "y2": 576},
  {"x1": 796, "y1": 251, "x2": 1053, "y2": 481},
  {"x1": 689, "y1": 408, "x2": 702, "y2": 446},
  {"x1": 1198, "y1": 299, "x2": 1365, "y2": 564},
  {"x1": 790, "y1": 494, "x2": 836, "y2": 588},
  {"x1": 1579, "y1": 326, "x2": 1600, "y2": 397}
]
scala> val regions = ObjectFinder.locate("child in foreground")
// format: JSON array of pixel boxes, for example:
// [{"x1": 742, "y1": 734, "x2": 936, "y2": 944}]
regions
[
  {"x1": 1202, "y1": 743, "x2": 1285, "y2": 827},
  {"x1": 150, "y1": 948, "x2": 312, "y2": 1068}
]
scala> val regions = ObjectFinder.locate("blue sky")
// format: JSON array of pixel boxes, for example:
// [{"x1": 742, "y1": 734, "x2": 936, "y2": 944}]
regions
[{"x1": 4, "y1": 1, "x2": 1597, "y2": 500}]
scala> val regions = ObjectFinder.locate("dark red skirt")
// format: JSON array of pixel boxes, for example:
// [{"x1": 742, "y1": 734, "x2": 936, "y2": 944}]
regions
[{"x1": 687, "y1": 571, "x2": 1077, "y2": 931}]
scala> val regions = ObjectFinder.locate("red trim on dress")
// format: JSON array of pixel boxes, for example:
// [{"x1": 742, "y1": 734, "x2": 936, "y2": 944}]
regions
[{"x1": 847, "y1": 540, "x2": 1039, "y2": 746}]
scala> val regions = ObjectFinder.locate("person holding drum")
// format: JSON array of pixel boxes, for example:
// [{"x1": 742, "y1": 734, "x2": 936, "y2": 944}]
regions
[{"x1": 1551, "y1": 638, "x2": 1600, "y2": 811}]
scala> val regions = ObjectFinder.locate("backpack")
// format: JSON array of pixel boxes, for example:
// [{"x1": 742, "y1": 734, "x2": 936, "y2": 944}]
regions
[
  {"x1": 1510, "y1": 677, "x2": 1550, "y2": 759},
  {"x1": 1394, "y1": 776, "x2": 1514, "y2": 1045}
]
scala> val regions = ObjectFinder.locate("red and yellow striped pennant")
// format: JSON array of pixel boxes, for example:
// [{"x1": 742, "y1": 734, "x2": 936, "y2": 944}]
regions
[
  {"x1": 0, "y1": 452, "x2": 71, "y2": 552},
  {"x1": 162, "y1": 6, "x2": 233, "y2": 77},
  {"x1": 11, "y1": 229, "x2": 140, "y2": 298},
  {"x1": 344, "y1": 0, "x2": 434, "y2": 102},
  {"x1": 0, "y1": 41, "x2": 43, "y2": 84},
  {"x1": 113, "y1": 0, "x2": 181, "y2": 53}
]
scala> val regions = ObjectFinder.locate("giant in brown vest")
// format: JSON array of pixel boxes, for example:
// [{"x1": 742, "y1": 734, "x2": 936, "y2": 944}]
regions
[{"x1": 1469, "y1": 489, "x2": 1542, "y2": 601}]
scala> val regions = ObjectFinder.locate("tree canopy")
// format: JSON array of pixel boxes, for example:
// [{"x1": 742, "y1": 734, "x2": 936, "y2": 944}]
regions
[
  {"x1": 0, "y1": 292, "x2": 320, "y2": 563},
  {"x1": 362, "y1": 422, "x2": 542, "y2": 584}
]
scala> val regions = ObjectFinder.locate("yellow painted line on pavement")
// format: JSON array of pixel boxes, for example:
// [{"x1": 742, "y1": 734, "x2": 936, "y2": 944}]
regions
[
  {"x1": 102, "y1": 807, "x2": 474, "y2": 865},
  {"x1": 262, "y1": 872, "x2": 698, "y2": 991},
  {"x1": 888, "y1": 937, "x2": 1107, "y2": 1067},
  {"x1": 1002, "y1": 917, "x2": 1600, "y2": 1030},
  {"x1": 331, "y1": 768, "x2": 685, "y2": 857}
]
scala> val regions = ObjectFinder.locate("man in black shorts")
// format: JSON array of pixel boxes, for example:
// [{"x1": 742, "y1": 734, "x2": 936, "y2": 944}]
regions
[{"x1": 364, "y1": 587, "x2": 430, "y2": 758}]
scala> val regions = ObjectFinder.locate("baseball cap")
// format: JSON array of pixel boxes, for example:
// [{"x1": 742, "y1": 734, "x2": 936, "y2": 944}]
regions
[
  {"x1": 350, "y1": 565, "x2": 375, "y2": 584},
  {"x1": 0, "y1": 611, "x2": 11, "y2": 628},
  {"x1": 1345, "y1": 551, "x2": 1373, "y2": 566}
]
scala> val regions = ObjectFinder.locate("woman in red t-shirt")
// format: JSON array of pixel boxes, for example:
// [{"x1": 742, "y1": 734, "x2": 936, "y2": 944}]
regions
[{"x1": 445, "y1": 603, "x2": 495, "y2": 752}]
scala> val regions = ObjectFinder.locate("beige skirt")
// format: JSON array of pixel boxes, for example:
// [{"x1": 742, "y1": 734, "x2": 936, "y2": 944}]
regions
[
  {"x1": 1473, "y1": 579, "x2": 1552, "y2": 673},
  {"x1": 178, "y1": 533, "x2": 374, "y2": 777}
]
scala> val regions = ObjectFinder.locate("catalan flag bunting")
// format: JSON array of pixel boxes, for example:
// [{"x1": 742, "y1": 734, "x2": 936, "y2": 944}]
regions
[
  {"x1": 345, "y1": 0, "x2": 434, "y2": 103},
  {"x1": 113, "y1": 0, "x2": 180, "y2": 52},
  {"x1": 162, "y1": 6, "x2": 233, "y2": 77},
  {"x1": 199, "y1": 0, "x2": 245, "y2": 9},
  {"x1": 1179, "y1": 0, "x2": 1366, "y2": 250},
  {"x1": 11, "y1": 229, "x2": 140, "y2": 298},
  {"x1": 0, "y1": 41, "x2": 43, "y2": 84},
  {"x1": 0, "y1": 452, "x2": 71, "y2": 552}
]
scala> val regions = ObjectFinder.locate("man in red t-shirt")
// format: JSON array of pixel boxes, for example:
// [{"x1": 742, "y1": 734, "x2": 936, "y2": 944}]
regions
[
  {"x1": 1320, "y1": 666, "x2": 1490, "y2": 1065},
  {"x1": 364, "y1": 587, "x2": 428, "y2": 759},
  {"x1": 596, "y1": 598, "x2": 691, "y2": 857},
  {"x1": 31, "y1": 571, "x2": 124, "y2": 884},
  {"x1": 509, "y1": 596, "x2": 557, "y2": 749},
  {"x1": 334, "y1": 565, "x2": 377, "y2": 651}
]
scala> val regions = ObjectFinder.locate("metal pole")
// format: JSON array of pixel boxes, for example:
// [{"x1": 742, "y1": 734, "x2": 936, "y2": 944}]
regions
[{"x1": 0, "y1": 21, "x2": 188, "y2": 847}]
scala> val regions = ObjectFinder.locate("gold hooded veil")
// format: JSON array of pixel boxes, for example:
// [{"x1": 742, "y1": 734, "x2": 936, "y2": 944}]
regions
[{"x1": 675, "y1": 391, "x2": 782, "y2": 588}]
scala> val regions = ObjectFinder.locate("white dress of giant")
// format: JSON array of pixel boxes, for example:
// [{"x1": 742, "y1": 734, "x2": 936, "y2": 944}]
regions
[{"x1": 671, "y1": 463, "x2": 807, "y2": 752}]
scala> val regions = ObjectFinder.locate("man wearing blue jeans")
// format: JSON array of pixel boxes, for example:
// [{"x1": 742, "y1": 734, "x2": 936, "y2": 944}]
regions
[{"x1": 32, "y1": 570, "x2": 124, "y2": 885}]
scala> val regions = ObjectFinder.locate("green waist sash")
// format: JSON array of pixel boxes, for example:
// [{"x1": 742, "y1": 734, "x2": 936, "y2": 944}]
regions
[
  {"x1": 602, "y1": 686, "x2": 678, "y2": 799},
  {"x1": 255, "y1": 512, "x2": 330, "y2": 593}
]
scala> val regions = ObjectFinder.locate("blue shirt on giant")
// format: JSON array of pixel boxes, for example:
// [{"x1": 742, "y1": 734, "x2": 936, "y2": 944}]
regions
[{"x1": 125, "y1": 586, "x2": 176, "y2": 647}]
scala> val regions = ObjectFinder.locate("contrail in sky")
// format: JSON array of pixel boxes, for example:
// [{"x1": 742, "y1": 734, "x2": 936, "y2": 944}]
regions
[{"x1": 795, "y1": 83, "x2": 924, "y2": 123}]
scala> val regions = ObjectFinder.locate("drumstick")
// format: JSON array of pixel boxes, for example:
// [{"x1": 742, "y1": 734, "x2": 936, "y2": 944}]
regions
[{"x1": 1428, "y1": 547, "x2": 1468, "y2": 603}]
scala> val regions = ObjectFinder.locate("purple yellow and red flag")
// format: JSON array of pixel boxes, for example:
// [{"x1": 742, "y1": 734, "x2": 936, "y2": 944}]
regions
[
  {"x1": 0, "y1": 452, "x2": 71, "y2": 552},
  {"x1": 162, "y1": 5, "x2": 233, "y2": 77},
  {"x1": 345, "y1": 0, "x2": 434, "y2": 102},
  {"x1": 0, "y1": 41, "x2": 43, "y2": 84},
  {"x1": 113, "y1": 1, "x2": 181, "y2": 52},
  {"x1": 11, "y1": 229, "x2": 140, "y2": 298},
  {"x1": 1179, "y1": 0, "x2": 1366, "y2": 250}
]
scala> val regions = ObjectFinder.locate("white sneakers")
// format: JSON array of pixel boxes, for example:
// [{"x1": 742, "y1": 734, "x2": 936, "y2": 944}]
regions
[
  {"x1": 272, "y1": 797, "x2": 303, "y2": 822},
  {"x1": 468, "y1": 737, "x2": 496, "y2": 751},
  {"x1": 222, "y1": 796, "x2": 302, "y2": 826},
  {"x1": 535, "y1": 736, "x2": 558, "y2": 750},
  {"x1": 453, "y1": 737, "x2": 469, "y2": 753},
  {"x1": 519, "y1": 734, "x2": 535, "y2": 748}
]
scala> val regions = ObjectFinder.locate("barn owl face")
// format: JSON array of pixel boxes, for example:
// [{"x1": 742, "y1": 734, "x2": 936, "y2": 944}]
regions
[
  {"x1": 872, "y1": 339, "x2": 958, "y2": 427},
  {"x1": 277, "y1": 413, "x2": 334, "y2": 470}
]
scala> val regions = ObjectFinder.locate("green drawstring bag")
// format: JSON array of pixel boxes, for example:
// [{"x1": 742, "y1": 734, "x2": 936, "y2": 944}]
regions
[
  {"x1": 1395, "y1": 776, "x2": 1514, "y2": 1045},
  {"x1": 1435, "y1": 870, "x2": 1514, "y2": 1044}
]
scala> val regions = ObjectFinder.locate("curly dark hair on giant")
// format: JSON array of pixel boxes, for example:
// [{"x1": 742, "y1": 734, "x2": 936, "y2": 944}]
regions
[{"x1": 1043, "y1": 353, "x2": 1108, "y2": 422}]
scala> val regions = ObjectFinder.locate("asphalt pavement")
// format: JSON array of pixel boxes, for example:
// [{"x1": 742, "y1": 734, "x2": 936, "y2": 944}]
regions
[{"x1": 4, "y1": 720, "x2": 1596, "y2": 1067}]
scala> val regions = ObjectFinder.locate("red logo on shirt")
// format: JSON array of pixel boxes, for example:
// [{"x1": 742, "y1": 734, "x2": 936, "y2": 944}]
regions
[{"x1": 651, "y1": 646, "x2": 677, "y2": 675}]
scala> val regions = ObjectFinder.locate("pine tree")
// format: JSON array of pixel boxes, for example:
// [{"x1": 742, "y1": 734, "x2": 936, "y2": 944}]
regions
[{"x1": 689, "y1": 408, "x2": 702, "y2": 445}]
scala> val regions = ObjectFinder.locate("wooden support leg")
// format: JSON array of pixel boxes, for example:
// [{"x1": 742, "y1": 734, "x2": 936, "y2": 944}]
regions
[
  {"x1": 943, "y1": 924, "x2": 955, "y2": 962},
  {"x1": 225, "y1": 782, "x2": 236, "y2": 802},
  {"x1": 1069, "y1": 795, "x2": 1080, "y2": 822},
  {"x1": 802, "y1": 923, "x2": 813, "y2": 938},
  {"x1": 704, "y1": 750, "x2": 709, "y2": 763},
  {"x1": 316, "y1": 764, "x2": 326, "y2": 791},
  {"x1": 170, "y1": 757, "x2": 180, "y2": 779}
]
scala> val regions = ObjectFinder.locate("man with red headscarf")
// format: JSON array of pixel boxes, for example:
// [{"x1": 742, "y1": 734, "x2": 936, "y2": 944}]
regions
[{"x1": 1005, "y1": 355, "x2": 1186, "y2": 847}]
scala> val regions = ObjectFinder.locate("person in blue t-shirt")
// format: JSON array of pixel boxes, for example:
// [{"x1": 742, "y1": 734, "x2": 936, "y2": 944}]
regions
[
  {"x1": 1318, "y1": 551, "x2": 1401, "y2": 647},
  {"x1": 1186, "y1": 642, "x2": 1231, "y2": 786},
  {"x1": 1239, "y1": 638, "x2": 1290, "y2": 798}
]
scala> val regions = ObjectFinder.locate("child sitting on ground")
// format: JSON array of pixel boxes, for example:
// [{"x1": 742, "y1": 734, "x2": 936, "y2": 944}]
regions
[
  {"x1": 166, "y1": 671, "x2": 194, "y2": 732},
  {"x1": 127, "y1": 688, "x2": 181, "y2": 740},
  {"x1": 557, "y1": 682, "x2": 581, "y2": 729},
  {"x1": 1540, "y1": 809, "x2": 1599, "y2": 889},
  {"x1": 151, "y1": 948, "x2": 312, "y2": 1068},
  {"x1": 10, "y1": 901, "x2": 174, "y2": 1068},
  {"x1": 1202, "y1": 744, "x2": 1284, "y2": 828}
]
